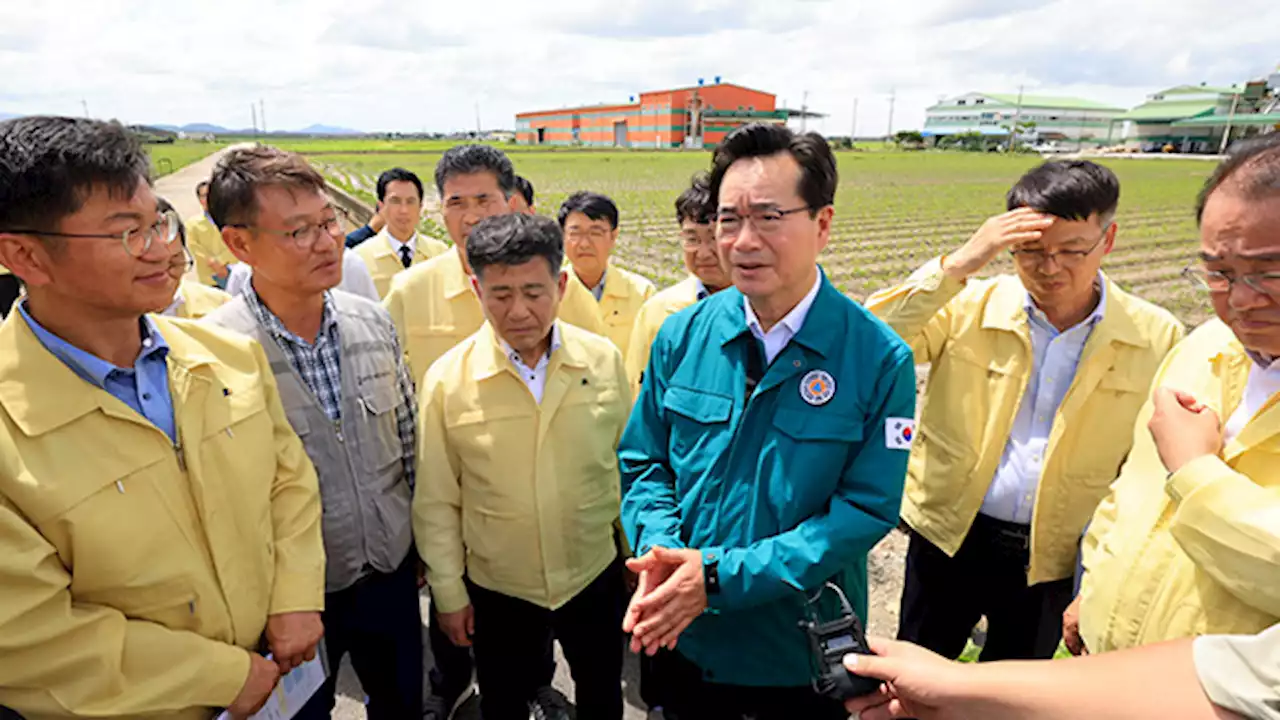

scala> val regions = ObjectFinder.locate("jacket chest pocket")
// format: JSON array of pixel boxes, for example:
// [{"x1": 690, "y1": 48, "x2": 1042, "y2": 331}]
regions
[
  {"x1": 355, "y1": 380, "x2": 405, "y2": 474},
  {"x1": 1067, "y1": 370, "x2": 1148, "y2": 486},
  {"x1": 663, "y1": 387, "x2": 733, "y2": 479},
  {"x1": 769, "y1": 409, "x2": 863, "y2": 504},
  {"x1": 929, "y1": 342, "x2": 1020, "y2": 457}
]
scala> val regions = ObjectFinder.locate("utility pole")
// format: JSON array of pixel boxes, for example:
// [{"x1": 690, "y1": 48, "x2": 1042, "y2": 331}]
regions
[
  {"x1": 475, "y1": 102, "x2": 482, "y2": 137},
  {"x1": 887, "y1": 88, "x2": 896, "y2": 141},
  {"x1": 251, "y1": 104, "x2": 258, "y2": 138},
  {"x1": 1009, "y1": 85, "x2": 1025, "y2": 152},
  {"x1": 800, "y1": 90, "x2": 810, "y2": 133},
  {"x1": 81, "y1": 99, "x2": 89, "y2": 118},
  {"x1": 259, "y1": 99, "x2": 266, "y2": 134},
  {"x1": 852, "y1": 97, "x2": 859, "y2": 141}
]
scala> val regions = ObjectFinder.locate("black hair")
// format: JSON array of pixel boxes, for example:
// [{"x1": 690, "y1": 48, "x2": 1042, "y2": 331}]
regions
[
  {"x1": 0, "y1": 116, "x2": 151, "y2": 232},
  {"x1": 196, "y1": 180, "x2": 210, "y2": 196},
  {"x1": 1195, "y1": 133, "x2": 1280, "y2": 225},
  {"x1": 156, "y1": 196, "x2": 187, "y2": 246},
  {"x1": 376, "y1": 167, "x2": 424, "y2": 203},
  {"x1": 434, "y1": 144, "x2": 516, "y2": 198},
  {"x1": 514, "y1": 175, "x2": 535, "y2": 207},
  {"x1": 675, "y1": 172, "x2": 713, "y2": 224},
  {"x1": 208, "y1": 145, "x2": 327, "y2": 228},
  {"x1": 466, "y1": 213, "x2": 564, "y2": 279},
  {"x1": 557, "y1": 191, "x2": 620, "y2": 230},
  {"x1": 1006, "y1": 160, "x2": 1120, "y2": 225},
  {"x1": 708, "y1": 123, "x2": 837, "y2": 216}
]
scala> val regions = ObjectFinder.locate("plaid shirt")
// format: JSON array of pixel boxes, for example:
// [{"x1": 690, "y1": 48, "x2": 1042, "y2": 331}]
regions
[{"x1": 245, "y1": 289, "x2": 417, "y2": 485}]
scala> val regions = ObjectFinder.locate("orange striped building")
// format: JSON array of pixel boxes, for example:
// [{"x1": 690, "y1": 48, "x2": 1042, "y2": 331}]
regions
[{"x1": 516, "y1": 81, "x2": 793, "y2": 149}]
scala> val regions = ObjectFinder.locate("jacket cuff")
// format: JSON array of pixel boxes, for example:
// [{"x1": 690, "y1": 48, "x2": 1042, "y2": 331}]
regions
[
  {"x1": 269, "y1": 569, "x2": 326, "y2": 615},
  {"x1": 432, "y1": 578, "x2": 472, "y2": 614},
  {"x1": 918, "y1": 256, "x2": 968, "y2": 294},
  {"x1": 202, "y1": 643, "x2": 254, "y2": 708},
  {"x1": 1166, "y1": 454, "x2": 1229, "y2": 504}
]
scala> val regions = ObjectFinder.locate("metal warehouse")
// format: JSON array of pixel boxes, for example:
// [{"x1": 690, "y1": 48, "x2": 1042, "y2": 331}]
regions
[{"x1": 515, "y1": 79, "x2": 819, "y2": 149}]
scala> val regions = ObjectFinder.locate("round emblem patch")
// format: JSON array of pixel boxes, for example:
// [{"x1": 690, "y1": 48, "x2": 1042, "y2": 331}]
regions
[{"x1": 800, "y1": 369, "x2": 836, "y2": 406}]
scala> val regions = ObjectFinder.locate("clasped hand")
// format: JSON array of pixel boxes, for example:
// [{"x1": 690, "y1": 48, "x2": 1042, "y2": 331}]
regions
[{"x1": 622, "y1": 547, "x2": 708, "y2": 656}]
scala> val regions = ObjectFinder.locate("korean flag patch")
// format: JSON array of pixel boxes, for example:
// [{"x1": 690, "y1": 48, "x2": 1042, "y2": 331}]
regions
[{"x1": 885, "y1": 418, "x2": 915, "y2": 450}]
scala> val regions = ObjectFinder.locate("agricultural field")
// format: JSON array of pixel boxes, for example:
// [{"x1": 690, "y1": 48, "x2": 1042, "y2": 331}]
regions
[
  {"x1": 313, "y1": 145, "x2": 1216, "y2": 326},
  {"x1": 146, "y1": 139, "x2": 227, "y2": 177}
]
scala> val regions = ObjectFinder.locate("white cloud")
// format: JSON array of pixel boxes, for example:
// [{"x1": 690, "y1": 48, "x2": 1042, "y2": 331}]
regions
[{"x1": 0, "y1": 0, "x2": 1275, "y2": 134}]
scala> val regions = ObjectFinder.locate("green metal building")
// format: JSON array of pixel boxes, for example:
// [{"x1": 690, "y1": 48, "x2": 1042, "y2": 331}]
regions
[{"x1": 923, "y1": 92, "x2": 1126, "y2": 148}]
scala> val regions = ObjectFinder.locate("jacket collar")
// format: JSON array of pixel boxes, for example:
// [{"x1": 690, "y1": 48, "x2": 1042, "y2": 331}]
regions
[
  {"x1": 717, "y1": 267, "x2": 842, "y2": 359},
  {"x1": 601, "y1": 264, "x2": 632, "y2": 300},
  {"x1": 471, "y1": 320, "x2": 588, "y2": 382},
  {"x1": 441, "y1": 249, "x2": 474, "y2": 300},
  {"x1": 0, "y1": 312, "x2": 218, "y2": 437},
  {"x1": 982, "y1": 273, "x2": 1147, "y2": 348}
]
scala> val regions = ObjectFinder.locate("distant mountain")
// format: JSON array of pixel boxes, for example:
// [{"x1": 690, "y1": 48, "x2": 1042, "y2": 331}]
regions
[
  {"x1": 297, "y1": 124, "x2": 362, "y2": 136},
  {"x1": 0, "y1": 112, "x2": 19, "y2": 121},
  {"x1": 151, "y1": 124, "x2": 182, "y2": 132},
  {"x1": 181, "y1": 123, "x2": 232, "y2": 134}
]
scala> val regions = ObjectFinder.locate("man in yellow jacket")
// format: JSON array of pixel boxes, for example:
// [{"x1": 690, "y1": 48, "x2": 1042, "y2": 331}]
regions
[
  {"x1": 352, "y1": 167, "x2": 449, "y2": 298},
  {"x1": 383, "y1": 145, "x2": 604, "y2": 387},
  {"x1": 155, "y1": 196, "x2": 232, "y2": 321},
  {"x1": 558, "y1": 191, "x2": 655, "y2": 356},
  {"x1": 414, "y1": 212, "x2": 631, "y2": 720},
  {"x1": 187, "y1": 180, "x2": 238, "y2": 288},
  {"x1": 625, "y1": 173, "x2": 731, "y2": 397},
  {"x1": 0, "y1": 116, "x2": 325, "y2": 719},
  {"x1": 865, "y1": 160, "x2": 1183, "y2": 661},
  {"x1": 1079, "y1": 133, "x2": 1280, "y2": 654}
]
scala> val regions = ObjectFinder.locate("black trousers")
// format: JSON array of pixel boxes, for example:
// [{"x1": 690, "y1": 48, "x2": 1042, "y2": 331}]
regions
[
  {"x1": 295, "y1": 555, "x2": 423, "y2": 720},
  {"x1": 659, "y1": 647, "x2": 847, "y2": 720},
  {"x1": 469, "y1": 559, "x2": 624, "y2": 720},
  {"x1": 0, "y1": 275, "x2": 20, "y2": 319},
  {"x1": 898, "y1": 515, "x2": 1075, "y2": 661}
]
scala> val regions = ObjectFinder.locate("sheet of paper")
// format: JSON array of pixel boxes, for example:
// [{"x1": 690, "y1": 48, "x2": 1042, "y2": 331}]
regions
[{"x1": 215, "y1": 653, "x2": 327, "y2": 720}]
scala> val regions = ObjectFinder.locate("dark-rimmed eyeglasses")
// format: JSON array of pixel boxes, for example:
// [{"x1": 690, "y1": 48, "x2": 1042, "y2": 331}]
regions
[{"x1": 716, "y1": 205, "x2": 811, "y2": 237}]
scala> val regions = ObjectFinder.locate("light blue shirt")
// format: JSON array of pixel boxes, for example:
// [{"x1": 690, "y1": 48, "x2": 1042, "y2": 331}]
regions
[
  {"x1": 18, "y1": 302, "x2": 177, "y2": 443},
  {"x1": 980, "y1": 279, "x2": 1107, "y2": 525}
]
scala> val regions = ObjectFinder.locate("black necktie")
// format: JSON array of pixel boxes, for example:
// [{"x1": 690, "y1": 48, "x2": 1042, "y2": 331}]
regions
[{"x1": 398, "y1": 245, "x2": 412, "y2": 269}]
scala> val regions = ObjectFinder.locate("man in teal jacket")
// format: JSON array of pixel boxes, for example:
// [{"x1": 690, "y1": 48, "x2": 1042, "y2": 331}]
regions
[{"x1": 619, "y1": 123, "x2": 915, "y2": 720}]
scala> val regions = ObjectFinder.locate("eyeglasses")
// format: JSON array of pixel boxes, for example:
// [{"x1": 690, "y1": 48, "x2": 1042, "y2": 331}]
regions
[
  {"x1": 566, "y1": 227, "x2": 611, "y2": 242},
  {"x1": 682, "y1": 234, "x2": 716, "y2": 250},
  {"x1": 716, "y1": 206, "x2": 811, "y2": 237},
  {"x1": 225, "y1": 215, "x2": 344, "y2": 250},
  {"x1": 1, "y1": 210, "x2": 181, "y2": 258},
  {"x1": 1009, "y1": 229, "x2": 1108, "y2": 268},
  {"x1": 1184, "y1": 266, "x2": 1280, "y2": 297}
]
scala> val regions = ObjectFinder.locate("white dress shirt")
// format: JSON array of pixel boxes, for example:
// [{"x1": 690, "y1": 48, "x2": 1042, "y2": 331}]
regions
[
  {"x1": 388, "y1": 231, "x2": 417, "y2": 259},
  {"x1": 744, "y1": 270, "x2": 822, "y2": 365},
  {"x1": 1224, "y1": 356, "x2": 1280, "y2": 445},
  {"x1": 500, "y1": 324, "x2": 563, "y2": 403}
]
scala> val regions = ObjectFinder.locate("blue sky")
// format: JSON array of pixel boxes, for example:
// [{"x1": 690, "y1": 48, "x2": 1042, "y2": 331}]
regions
[{"x1": 1, "y1": 0, "x2": 1276, "y2": 134}]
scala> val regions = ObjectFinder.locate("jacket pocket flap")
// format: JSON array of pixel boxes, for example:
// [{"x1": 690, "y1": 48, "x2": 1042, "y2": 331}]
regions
[
  {"x1": 773, "y1": 409, "x2": 864, "y2": 442},
  {"x1": 663, "y1": 387, "x2": 732, "y2": 424},
  {"x1": 1098, "y1": 371, "x2": 1145, "y2": 393}
]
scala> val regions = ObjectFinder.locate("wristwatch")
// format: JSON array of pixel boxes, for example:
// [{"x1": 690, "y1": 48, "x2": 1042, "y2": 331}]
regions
[{"x1": 703, "y1": 551, "x2": 721, "y2": 595}]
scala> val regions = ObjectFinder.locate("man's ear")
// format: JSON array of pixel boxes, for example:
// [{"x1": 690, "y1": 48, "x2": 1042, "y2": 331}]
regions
[
  {"x1": 815, "y1": 205, "x2": 835, "y2": 253},
  {"x1": 557, "y1": 268, "x2": 568, "y2": 297},
  {"x1": 470, "y1": 273, "x2": 483, "y2": 300},
  {"x1": 0, "y1": 233, "x2": 53, "y2": 288},
  {"x1": 220, "y1": 226, "x2": 254, "y2": 265}
]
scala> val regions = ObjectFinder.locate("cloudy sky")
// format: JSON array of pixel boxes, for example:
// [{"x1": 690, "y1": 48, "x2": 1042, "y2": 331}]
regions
[{"x1": 1, "y1": 0, "x2": 1276, "y2": 135}]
